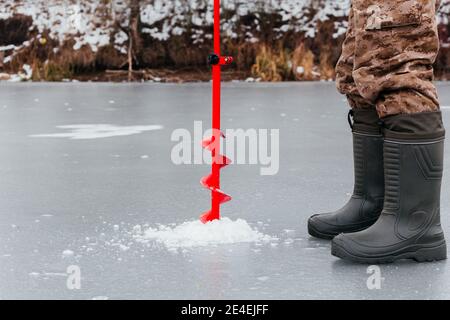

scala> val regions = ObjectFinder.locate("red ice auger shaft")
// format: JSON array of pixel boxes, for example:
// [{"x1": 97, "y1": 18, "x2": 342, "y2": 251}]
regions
[{"x1": 200, "y1": 0, "x2": 233, "y2": 223}]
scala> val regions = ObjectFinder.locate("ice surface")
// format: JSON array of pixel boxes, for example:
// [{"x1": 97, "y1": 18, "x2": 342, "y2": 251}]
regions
[
  {"x1": 2, "y1": 83, "x2": 450, "y2": 300},
  {"x1": 132, "y1": 218, "x2": 277, "y2": 250}
]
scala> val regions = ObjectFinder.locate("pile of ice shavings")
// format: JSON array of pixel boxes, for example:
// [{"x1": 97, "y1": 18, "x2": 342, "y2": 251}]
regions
[{"x1": 132, "y1": 218, "x2": 277, "y2": 250}]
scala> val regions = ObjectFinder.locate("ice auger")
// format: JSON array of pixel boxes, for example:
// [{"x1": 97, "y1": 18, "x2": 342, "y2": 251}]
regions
[{"x1": 200, "y1": 0, "x2": 234, "y2": 224}]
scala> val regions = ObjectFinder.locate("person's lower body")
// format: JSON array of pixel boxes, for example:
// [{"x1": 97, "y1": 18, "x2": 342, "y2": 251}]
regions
[{"x1": 308, "y1": 0, "x2": 447, "y2": 263}]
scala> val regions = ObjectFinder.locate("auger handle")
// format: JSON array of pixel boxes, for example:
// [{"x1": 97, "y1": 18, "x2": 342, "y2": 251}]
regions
[{"x1": 208, "y1": 54, "x2": 234, "y2": 66}]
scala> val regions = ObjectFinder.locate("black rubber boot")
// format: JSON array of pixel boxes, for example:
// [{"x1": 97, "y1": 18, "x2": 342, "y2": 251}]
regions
[
  {"x1": 308, "y1": 109, "x2": 384, "y2": 239},
  {"x1": 332, "y1": 111, "x2": 447, "y2": 263}
]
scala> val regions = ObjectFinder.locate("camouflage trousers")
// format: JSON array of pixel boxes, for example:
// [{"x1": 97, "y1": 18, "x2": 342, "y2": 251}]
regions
[{"x1": 336, "y1": 0, "x2": 441, "y2": 118}]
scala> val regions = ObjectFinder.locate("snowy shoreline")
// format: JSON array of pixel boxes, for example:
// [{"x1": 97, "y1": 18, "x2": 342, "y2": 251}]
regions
[{"x1": 1, "y1": 0, "x2": 450, "y2": 81}]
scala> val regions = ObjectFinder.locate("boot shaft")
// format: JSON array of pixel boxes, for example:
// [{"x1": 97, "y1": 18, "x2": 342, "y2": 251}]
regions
[
  {"x1": 381, "y1": 111, "x2": 445, "y2": 239},
  {"x1": 383, "y1": 138, "x2": 444, "y2": 238},
  {"x1": 352, "y1": 132, "x2": 384, "y2": 198},
  {"x1": 349, "y1": 108, "x2": 384, "y2": 198}
]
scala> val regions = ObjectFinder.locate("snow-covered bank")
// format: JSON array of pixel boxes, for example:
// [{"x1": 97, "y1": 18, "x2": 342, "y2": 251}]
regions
[
  {"x1": 1, "y1": 0, "x2": 450, "y2": 81},
  {"x1": 0, "y1": 0, "x2": 351, "y2": 51}
]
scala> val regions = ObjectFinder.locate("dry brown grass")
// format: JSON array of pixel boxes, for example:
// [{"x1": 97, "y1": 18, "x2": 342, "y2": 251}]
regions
[
  {"x1": 223, "y1": 41, "x2": 258, "y2": 71},
  {"x1": 10, "y1": 37, "x2": 98, "y2": 81},
  {"x1": 166, "y1": 36, "x2": 210, "y2": 67},
  {"x1": 8, "y1": 35, "x2": 56, "y2": 75},
  {"x1": 251, "y1": 44, "x2": 292, "y2": 81},
  {"x1": 313, "y1": 20, "x2": 341, "y2": 80},
  {"x1": 95, "y1": 45, "x2": 127, "y2": 69},
  {"x1": 59, "y1": 43, "x2": 96, "y2": 71},
  {"x1": 291, "y1": 42, "x2": 316, "y2": 81},
  {"x1": 319, "y1": 44, "x2": 335, "y2": 80},
  {"x1": 42, "y1": 61, "x2": 73, "y2": 81}
]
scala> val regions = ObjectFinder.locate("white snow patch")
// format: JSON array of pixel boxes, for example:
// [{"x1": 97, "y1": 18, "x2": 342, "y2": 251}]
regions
[
  {"x1": 29, "y1": 124, "x2": 163, "y2": 140},
  {"x1": 296, "y1": 66, "x2": 305, "y2": 75},
  {"x1": 111, "y1": 243, "x2": 130, "y2": 251},
  {"x1": 114, "y1": 30, "x2": 128, "y2": 45},
  {"x1": 133, "y1": 218, "x2": 277, "y2": 250},
  {"x1": 21, "y1": 64, "x2": 33, "y2": 80},
  {"x1": 62, "y1": 249, "x2": 74, "y2": 257},
  {"x1": 0, "y1": 44, "x2": 16, "y2": 51}
]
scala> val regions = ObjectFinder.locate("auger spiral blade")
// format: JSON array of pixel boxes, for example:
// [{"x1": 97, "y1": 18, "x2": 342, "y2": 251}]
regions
[
  {"x1": 200, "y1": 140, "x2": 233, "y2": 223},
  {"x1": 200, "y1": 189, "x2": 232, "y2": 224},
  {"x1": 202, "y1": 131, "x2": 226, "y2": 151},
  {"x1": 199, "y1": 0, "x2": 234, "y2": 224},
  {"x1": 214, "y1": 188, "x2": 232, "y2": 204},
  {"x1": 216, "y1": 154, "x2": 232, "y2": 169},
  {"x1": 200, "y1": 173, "x2": 215, "y2": 190},
  {"x1": 202, "y1": 136, "x2": 215, "y2": 151}
]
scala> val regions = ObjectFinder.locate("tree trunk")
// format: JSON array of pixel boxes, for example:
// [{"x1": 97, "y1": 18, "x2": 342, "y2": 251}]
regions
[
  {"x1": 128, "y1": 36, "x2": 133, "y2": 81},
  {"x1": 128, "y1": 0, "x2": 142, "y2": 81}
]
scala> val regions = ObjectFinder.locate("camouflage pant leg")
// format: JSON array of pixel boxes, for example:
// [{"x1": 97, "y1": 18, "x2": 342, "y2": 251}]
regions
[
  {"x1": 336, "y1": 5, "x2": 375, "y2": 110},
  {"x1": 351, "y1": 0, "x2": 441, "y2": 118}
]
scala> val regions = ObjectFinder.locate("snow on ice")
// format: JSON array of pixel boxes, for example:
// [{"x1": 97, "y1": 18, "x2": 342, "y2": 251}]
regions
[
  {"x1": 62, "y1": 249, "x2": 75, "y2": 258},
  {"x1": 132, "y1": 218, "x2": 277, "y2": 250},
  {"x1": 29, "y1": 124, "x2": 163, "y2": 140}
]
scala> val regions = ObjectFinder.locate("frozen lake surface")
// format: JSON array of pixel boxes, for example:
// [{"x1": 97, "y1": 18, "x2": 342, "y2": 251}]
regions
[{"x1": 1, "y1": 82, "x2": 450, "y2": 300}]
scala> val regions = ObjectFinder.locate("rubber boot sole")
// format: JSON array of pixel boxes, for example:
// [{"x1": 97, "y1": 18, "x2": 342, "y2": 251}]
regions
[
  {"x1": 331, "y1": 240, "x2": 448, "y2": 264},
  {"x1": 307, "y1": 223, "x2": 336, "y2": 240},
  {"x1": 308, "y1": 219, "x2": 378, "y2": 240}
]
